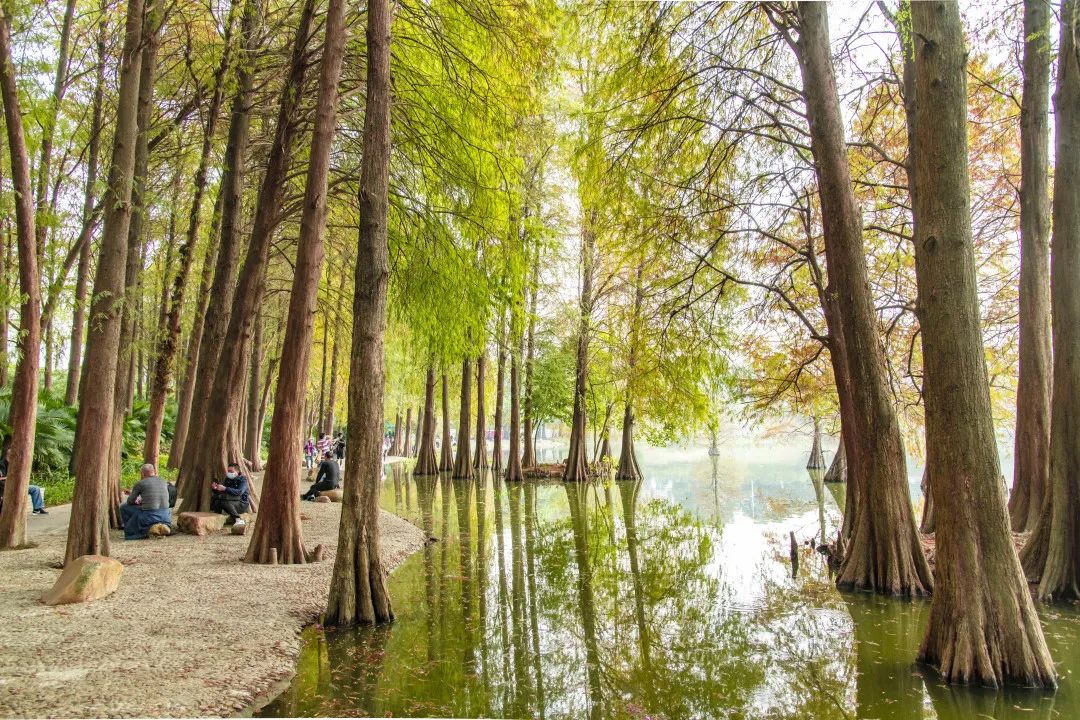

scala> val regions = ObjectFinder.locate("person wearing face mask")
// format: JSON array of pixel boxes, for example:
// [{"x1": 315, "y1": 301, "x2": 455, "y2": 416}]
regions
[{"x1": 210, "y1": 462, "x2": 250, "y2": 525}]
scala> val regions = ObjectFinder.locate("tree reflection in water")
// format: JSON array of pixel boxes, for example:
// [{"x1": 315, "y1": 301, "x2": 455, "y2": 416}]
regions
[{"x1": 260, "y1": 459, "x2": 1080, "y2": 720}]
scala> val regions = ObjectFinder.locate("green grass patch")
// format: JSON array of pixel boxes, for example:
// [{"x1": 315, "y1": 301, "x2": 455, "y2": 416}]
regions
[{"x1": 36, "y1": 470, "x2": 75, "y2": 507}]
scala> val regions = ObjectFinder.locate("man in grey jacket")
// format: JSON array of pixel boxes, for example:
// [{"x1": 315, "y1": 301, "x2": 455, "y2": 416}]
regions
[{"x1": 121, "y1": 464, "x2": 173, "y2": 539}]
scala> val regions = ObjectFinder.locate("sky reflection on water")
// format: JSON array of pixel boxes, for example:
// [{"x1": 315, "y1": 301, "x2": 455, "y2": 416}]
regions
[{"x1": 259, "y1": 441, "x2": 1079, "y2": 719}]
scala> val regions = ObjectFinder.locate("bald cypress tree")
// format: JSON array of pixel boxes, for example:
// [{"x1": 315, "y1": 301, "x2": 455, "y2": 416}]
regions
[{"x1": 910, "y1": 0, "x2": 1055, "y2": 687}]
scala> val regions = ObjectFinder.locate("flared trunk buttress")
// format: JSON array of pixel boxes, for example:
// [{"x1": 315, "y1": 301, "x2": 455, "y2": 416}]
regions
[
  {"x1": 506, "y1": 351, "x2": 523, "y2": 482},
  {"x1": 453, "y1": 358, "x2": 473, "y2": 478},
  {"x1": 1019, "y1": 0, "x2": 1080, "y2": 603},
  {"x1": 474, "y1": 353, "x2": 488, "y2": 470},
  {"x1": 326, "y1": 0, "x2": 393, "y2": 625},
  {"x1": 615, "y1": 402, "x2": 640, "y2": 481},
  {"x1": 791, "y1": 2, "x2": 929, "y2": 596},
  {"x1": 492, "y1": 342, "x2": 506, "y2": 475},
  {"x1": 414, "y1": 369, "x2": 439, "y2": 476},
  {"x1": 245, "y1": 0, "x2": 346, "y2": 564},
  {"x1": 910, "y1": 0, "x2": 1055, "y2": 687},
  {"x1": 439, "y1": 374, "x2": 454, "y2": 471},
  {"x1": 823, "y1": 436, "x2": 846, "y2": 483}
]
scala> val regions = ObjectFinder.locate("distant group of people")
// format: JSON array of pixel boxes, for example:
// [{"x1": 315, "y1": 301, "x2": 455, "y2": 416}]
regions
[
  {"x1": 121, "y1": 462, "x2": 250, "y2": 540},
  {"x1": 304, "y1": 432, "x2": 344, "y2": 469}
]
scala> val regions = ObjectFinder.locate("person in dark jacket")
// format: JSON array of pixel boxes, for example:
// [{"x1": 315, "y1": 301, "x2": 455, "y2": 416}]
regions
[
  {"x1": 333, "y1": 434, "x2": 345, "y2": 460},
  {"x1": 210, "y1": 463, "x2": 250, "y2": 524},
  {"x1": 301, "y1": 451, "x2": 341, "y2": 500}
]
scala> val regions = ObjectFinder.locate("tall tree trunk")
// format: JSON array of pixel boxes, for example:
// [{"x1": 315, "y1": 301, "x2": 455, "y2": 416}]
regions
[
  {"x1": 390, "y1": 409, "x2": 402, "y2": 456},
  {"x1": 1020, "y1": 0, "x2": 1080, "y2": 602},
  {"x1": 177, "y1": 0, "x2": 258, "y2": 507},
  {"x1": 522, "y1": 254, "x2": 539, "y2": 470},
  {"x1": 402, "y1": 407, "x2": 413, "y2": 463},
  {"x1": 66, "y1": 0, "x2": 145, "y2": 562},
  {"x1": 166, "y1": 187, "x2": 223, "y2": 469},
  {"x1": 318, "y1": 291, "x2": 329, "y2": 431},
  {"x1": 563, "y1": 212, "x2": 594, "y2": 482},
  {"x1": 244, "y1": 310, "x2": 265, "y2": 469},
  {"x1": 439, "y1": 373, "x2": 454, "y2": 471},
  {"x1": 0, "y1": 230, "x2": 9, "y2": 390},
  {"x1": 65, "y1": 11, "x2": 106, "y2": 406},
  {"x1": 910, "y1": 0, "x2": 1056, "y2": 687},
  {"x1": 33, "y1": 0, "x2": 77, "y2": 261},
  {"x1": 493, "y1": 319, "x2": 506, "y2": 475},
  {"x1": 110, "y1": 4, "x2": 163, "y2": 521},
  {"x1": 143, "y1": 0, "x2": 241, "y2": 465},
  {"x1": 414, "y1": 368, "x2": 438, "y2": 475},
  {"x1": 0, "y1": 5, "x2": 42, "y2": 548},
  {"x1": 245, "y1": 0, "x2": 346, "y2": 564},
  {"x1": 1009, "y1": 0, "x2": 1053, "y2": 532},
  {"x1": 474, "y1": 353, "x2": 488, "y2": 470},
  {"x1": 413, "y1": 406, "x2": 422, "y2": 456},
  {"x1": 615, "y1": 402, "x2": 639, "y2": 481},
  {"x1": 616, "y1": 265, "x2": 643, "y2": 481},
  {"x1": 792, "y1": 2, "x2": 930, "y2": 595},
  {"x1": 326, "y1": 0, "x2": 393, "y2": 623},
  {"x1": 453, "y1": 358, "x2": 473, "y2": 478},
  {"x1": 919, "y1": 467, "x2": 935, "y2": 534},
  {"x1": 506, "y1": 348, "x2": 523, "y2": 482},
  {"x1": 324, "y1": 281, "x2": 344, "y2": 436}
]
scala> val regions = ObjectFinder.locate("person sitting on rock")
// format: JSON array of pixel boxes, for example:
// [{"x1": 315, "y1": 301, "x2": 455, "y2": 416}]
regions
[
  {"x1": 121, "y1": 464, "x2": 172, "y2": 539},
  {"x1": 210, "y1": 463, "x2": 250, "y2": 525},
  {"x1": 301, "y1": 451, "x2": 340, "y2": 501},
  {"x1": 0, "y1": 447, "x2": 48, "y2": 515}
]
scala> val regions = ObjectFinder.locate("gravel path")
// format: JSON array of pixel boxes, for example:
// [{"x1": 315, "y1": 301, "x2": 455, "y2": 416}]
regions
[{"x1": 0, "y1": 470, "x2": 425, "y2": 718}]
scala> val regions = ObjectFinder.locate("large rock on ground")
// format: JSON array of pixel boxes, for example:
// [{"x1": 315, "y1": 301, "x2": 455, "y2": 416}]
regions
[
  {"x1": 313, "y1": 495, "x2": 331, "y2": 504},
  {"x1": 40, "y1": 555, "x2": 123, "y2": 606},
  {"x1": 319, "y1": 489, "x2": 343, "y2": 502},
  {"x1": 177, "y1": 512, "x2": 227, "y2": 536}
]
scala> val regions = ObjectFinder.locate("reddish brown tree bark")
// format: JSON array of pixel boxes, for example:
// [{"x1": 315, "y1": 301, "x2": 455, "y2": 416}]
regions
[
  {"x1": 563, "y1": 213, "x2": 595, "y2": 482},
  {"x1": 453, "y1": 358, "x2": 473, "y2": 479},
  {"x1": 505, "y1": 349, "x2": 523, "y2": 482},
  {"x1": 182, "y1": 0, "x2": 315, "y2": 496},
  {"x1": 66, "y1": 0, "x2": 145, "y2": 562},
  {"x1": 177, "y1": 0, "x2": 259, "y2": 508},
  {"x1": 522, "y1": 226, "x2": 540, "y2": 470},
  {"x1": 492, "y1": 318, "x2": 507, "y2": 475},
  {"x1": 439, "y1": 374, "x2": 454, "y2": 471},
  {"x1": 326, "y1": 0, "x2": 393, "y2": 623},
  {"x1": 1009, "y1": 0, "x2": 1053, "y2": 532},
  {"x1": 167, "y1": 197, "x2": 221, "y2": 468},
  {"x1": 474, "y1": 353, "x2": 488, "y2": 470},
  {"x1": 144, "y1": 0, "x2": 241, "y2": 465},
  {"x1": 1020, "y1": 0, "x2": 1080, "y2": 602},
  {"x1": 414, "y1": 369, "x2": 439, "y2": 475},
  {"x1": 790, "y1": 2, "x2": 929, "y2": 595},
  {"x1": 911, "y1": 0, "x2": 1056, "y2": 687},
  {"x1": 245, "y1": 0, "x2": 347, "y2": 564},
  {"x1": 65, "y1": 6, "x2": 107, "y2": 407},
  {"x1": 0, "y1": 4, "x2": 42, "y2": 548}
]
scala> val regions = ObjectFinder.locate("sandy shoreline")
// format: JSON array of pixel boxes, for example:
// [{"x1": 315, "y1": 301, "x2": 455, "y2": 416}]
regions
[{"x1": 0, "y1": 470, "x2": 425, "y2": 718}]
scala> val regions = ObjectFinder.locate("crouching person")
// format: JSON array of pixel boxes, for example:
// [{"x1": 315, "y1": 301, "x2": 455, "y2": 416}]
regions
[
  {"x1": 301, "y1": 451, "x2": 340, "y2": 501},
  {"x1": 211, "y1": 463, "x2": 250, "y2": 525},
  {"x1": 121, "y1": 464, "x2": 172, "y2": 539}
]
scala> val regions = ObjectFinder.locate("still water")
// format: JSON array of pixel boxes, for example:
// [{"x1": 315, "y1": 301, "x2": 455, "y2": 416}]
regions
[{"x1": 260, "y1": 442, "x2": 1080, "y2": 719}]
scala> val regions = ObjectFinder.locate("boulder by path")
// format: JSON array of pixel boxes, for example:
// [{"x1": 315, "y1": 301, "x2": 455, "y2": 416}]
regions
[
  {"x1": 0, "y1": 466, "x2": 424, "y2": 718},
  {"x1": 39, "y1": 555, "x2": 123, "y2": 606}
]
